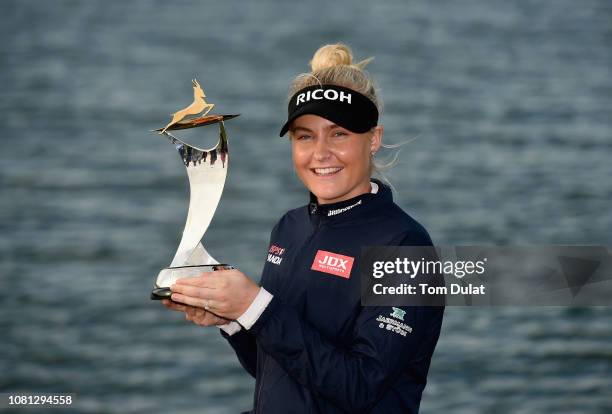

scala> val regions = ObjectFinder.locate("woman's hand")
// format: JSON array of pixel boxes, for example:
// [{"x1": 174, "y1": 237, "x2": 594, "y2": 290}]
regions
[
  {"x1": 170, "y1": 269, "x2": 261, "y2": 320},
  {"x1": 162, "y1": 299, "x2": 231, "y2": 327}
]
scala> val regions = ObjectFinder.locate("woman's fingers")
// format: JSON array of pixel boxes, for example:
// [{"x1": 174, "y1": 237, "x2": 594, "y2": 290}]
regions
[
  {"x1": 185, "y1": 306, "x2": 205, "y2": 320},
  {"x1": 169, "y1": 269, "x2": 259, "y2": 320},
  {"x1": 163, "y1": 298, "x2": 231, "y2": 327},
  {"x1": 170, "y1": 292, "x2": 200, "y2": 308},
  {"x1": 171, "y1": 283, "x2": 220, "y2": 299},
  {"x1": 174, "y1": 276, "x2": 207, "y2": 286},
  {"x1": 170, "y1": 292, "x2": 215, "y2": 309},
  {"x1": 163, "y1": 299, "x2": 205, "y2": 316},
  {"x1": 174, "y1": 273, "x2": 225, "y2": 288},
  {"x1": 162, "y1": 299, "x2": 188, "y2": 312},
  {"x1": 187, "y1": 308, "x2": 228, "y2": 327},
  {"x1": 170, "y1": 284, "x2": 224, "y2": 311}
]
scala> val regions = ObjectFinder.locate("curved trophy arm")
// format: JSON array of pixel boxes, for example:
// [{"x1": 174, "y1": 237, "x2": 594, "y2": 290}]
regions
[{"x1": 161, "y1": 121, "x2": 229, "y2": 268}]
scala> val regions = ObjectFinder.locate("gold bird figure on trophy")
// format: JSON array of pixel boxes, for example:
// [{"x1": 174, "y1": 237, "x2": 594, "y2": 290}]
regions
[{"x1": 160, "y1": 79, "x2": 215, "y2": 134}]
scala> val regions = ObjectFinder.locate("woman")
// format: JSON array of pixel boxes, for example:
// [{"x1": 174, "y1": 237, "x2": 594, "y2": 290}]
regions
[{"x1": 163, "y1": 43, "x2": 444, "y2": 413}]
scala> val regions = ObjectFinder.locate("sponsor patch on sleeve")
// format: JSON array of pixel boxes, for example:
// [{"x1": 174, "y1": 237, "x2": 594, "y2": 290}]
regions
[{"x1": 267, "y1": 244, "x2": 285, "y2": 265}]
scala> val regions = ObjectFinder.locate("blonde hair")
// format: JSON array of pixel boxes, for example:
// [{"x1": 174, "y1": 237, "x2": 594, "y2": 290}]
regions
[
  {"x1": 289, "y1": 43, "x2": 408, "y2": 186},
  {"x1": 288, "y1": 43, "x2": 381, "y2": 113}
]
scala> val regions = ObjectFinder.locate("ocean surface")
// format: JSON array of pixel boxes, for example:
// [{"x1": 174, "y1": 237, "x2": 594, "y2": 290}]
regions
[{"x1": 1, "y1": 0, "x2": 611, "y2": 413}]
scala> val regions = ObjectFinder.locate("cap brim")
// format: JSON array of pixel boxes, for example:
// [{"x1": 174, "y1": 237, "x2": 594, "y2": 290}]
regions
[
  {"x1": 279, "y1": 106, "x2": 318, "y2": 137},
  {"x1": 279, "y1": 105, "x2": 373, "y2": 137}
]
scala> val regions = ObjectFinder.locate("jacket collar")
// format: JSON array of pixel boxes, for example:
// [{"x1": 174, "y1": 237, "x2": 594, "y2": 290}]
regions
[{"x1": 307, "y1": 178, "x2": 393, "y2": 225}]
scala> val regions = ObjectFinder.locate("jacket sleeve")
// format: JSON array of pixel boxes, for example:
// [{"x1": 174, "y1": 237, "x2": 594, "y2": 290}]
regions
[
  {"x1": 219, "y1": 221, "x2": 283, "y2": 379},
  {"x1": 220, "y1": 328, "x2": 257, "y2": 378},
  {"x1": 247, "y1": 229, "x2": 444, "y2": 412}
]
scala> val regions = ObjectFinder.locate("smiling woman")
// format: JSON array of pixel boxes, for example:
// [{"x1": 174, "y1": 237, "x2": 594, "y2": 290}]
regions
[
  {"x1": 290, "y1": 114, "x2": 382, "y2": 204},
  {"x1": 164, "y1": 43, "x2": 444, "y2": 414}
]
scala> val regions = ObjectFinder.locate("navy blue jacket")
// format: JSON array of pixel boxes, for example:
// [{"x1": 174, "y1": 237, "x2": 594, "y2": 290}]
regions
[{"x1": 222, "y1": 180, "x2": 444, "y2": 413}]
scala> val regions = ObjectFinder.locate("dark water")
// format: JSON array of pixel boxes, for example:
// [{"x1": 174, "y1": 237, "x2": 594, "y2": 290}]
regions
[{"x1": 1, "y1": 1, "x2": 611, "y2": 413}]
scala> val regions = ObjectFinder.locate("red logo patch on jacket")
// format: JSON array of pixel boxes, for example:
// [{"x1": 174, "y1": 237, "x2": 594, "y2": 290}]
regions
[{"x1": 311, "y1": 250, "x2": 354, "y2": 279}]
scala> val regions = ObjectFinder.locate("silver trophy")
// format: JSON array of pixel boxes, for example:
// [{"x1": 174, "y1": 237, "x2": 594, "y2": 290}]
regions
[{"x1": 150, "y1": 79, "x2": 239, "y2": 300}]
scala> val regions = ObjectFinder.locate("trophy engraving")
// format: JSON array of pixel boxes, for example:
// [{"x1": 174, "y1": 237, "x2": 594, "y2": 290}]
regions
[{"x1": 151, "y1": 79, "x2": 239, "y2": 300}]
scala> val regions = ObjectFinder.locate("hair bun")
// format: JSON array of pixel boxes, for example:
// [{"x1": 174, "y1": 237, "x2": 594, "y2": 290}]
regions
[{"x1": 309, "y1": 43, "x2": 354, "y2": 72}]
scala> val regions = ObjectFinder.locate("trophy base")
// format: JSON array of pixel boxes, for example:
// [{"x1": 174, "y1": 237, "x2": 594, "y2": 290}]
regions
[
  {"x1": 150, "y1": 264, "x2": 234, "y2": 300},
  {"x1": 151, "y1": 287, "x2": 173, "y2": 300}
]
